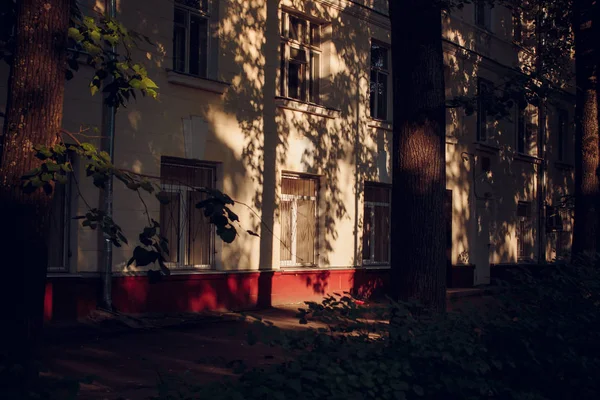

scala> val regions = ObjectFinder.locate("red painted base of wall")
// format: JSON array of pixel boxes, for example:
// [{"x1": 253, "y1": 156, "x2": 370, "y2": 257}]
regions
[{"x1": 44, "y1": 268, "x2": 389, "y2": 322}]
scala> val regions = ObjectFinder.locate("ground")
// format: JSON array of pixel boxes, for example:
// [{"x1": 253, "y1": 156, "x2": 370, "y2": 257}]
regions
[
  {"x1": 42, "y1": 306, "x2": 315, "y2": 399},
  {"x1": 42, "y1": 291, "x2": 489, "y2": 400}
]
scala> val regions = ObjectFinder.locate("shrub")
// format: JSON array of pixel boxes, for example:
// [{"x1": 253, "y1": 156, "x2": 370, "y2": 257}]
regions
[{"x1": 153, "y1": 258, "x2": 600, "y2": 400}]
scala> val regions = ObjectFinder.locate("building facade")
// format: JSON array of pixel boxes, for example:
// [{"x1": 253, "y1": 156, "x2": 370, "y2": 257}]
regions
[{"x1": 0, "y1": 0, "x2": 575, "y2": 321}]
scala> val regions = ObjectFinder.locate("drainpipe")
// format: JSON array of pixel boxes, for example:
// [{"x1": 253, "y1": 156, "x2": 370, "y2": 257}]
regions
[{"x1": 100, "y1": 0, "x2": 117, "y2": 311}]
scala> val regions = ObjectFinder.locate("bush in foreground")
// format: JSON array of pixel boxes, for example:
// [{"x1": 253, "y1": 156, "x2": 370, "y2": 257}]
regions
[{"x1": 154, "y1": 258, "x2": 600, "y2": 400}]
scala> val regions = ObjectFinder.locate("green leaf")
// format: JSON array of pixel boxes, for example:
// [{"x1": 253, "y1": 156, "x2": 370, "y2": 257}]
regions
[
  {"x1": 68, "y1": 27, "x2": 84, "y2": 42},
  {"x1": 129, "y1": 78, "x2": 142, "y2": 89},
  {"x1": 56, "y1": 174, "x2": 68, "y2": 185},
  {"x1": 41, "y1": 173, "x2": 53, "y2": 182},
  {"x1": 81, "y1": 142, "x2": 96, "y2": 152},
  {"x1": 141, "y1": 76, "x2": 158, "y2": 89},
  {"x1": 46, "y1": 162, "x2": 60, "y2": 172}
]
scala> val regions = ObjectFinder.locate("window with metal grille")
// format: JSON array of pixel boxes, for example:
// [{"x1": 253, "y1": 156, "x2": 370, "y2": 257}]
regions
[
  {"x1": 280, "y1": 175, "x2": 318, "y2": 266},
  {"x1": 173, "y1": 0, "x2": 210, "y2": 77},
  {"x1": 280, "y1": 11, "x2": 321, "y2": 103},
  {"x1": 159, "y1": 157, "x2": 215, "y2": 268},
  {"x1": 362, "y1": 184, "x2": 390, "y2": 265},
  {"x1": 370, "y1": 41, "x2": 389, "y2": 120},
  {"x1": 517, "y1": 202, "x2": 533, "y2": 260}
]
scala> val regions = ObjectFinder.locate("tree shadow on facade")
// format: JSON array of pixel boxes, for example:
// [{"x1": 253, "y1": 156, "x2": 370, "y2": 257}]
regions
[{"x1": 218, "y1": 0, "x2": 391, "y2": 301}]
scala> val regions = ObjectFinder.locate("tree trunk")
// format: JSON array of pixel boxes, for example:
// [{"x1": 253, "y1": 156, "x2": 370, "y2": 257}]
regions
[
  {"x1": 571, "y1": 0, "x2": 599, "y2": 257},
  {"x1": 0, "y1": 0, "x2": 70, "y2": 394},
  {"x1": 388, "y1": 1, "x2": 447, "y2": 311}
]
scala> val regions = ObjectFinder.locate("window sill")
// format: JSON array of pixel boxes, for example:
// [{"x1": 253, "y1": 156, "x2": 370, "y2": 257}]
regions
[
  {"x1": 368, "y1": 118, "x2": 393, "y2": 131},
  {"x1": 275, "y1": 97, "x2": 341, "y2": 119},
  {"x1": 554, "y1": 161, "x2": 574, "y2": 170},
  {"x1": 474, "y1": 142, "x2": 500, "y2": 154},
  {"x1": 514, "y1": 153, "x2": 543, "y2": 165},
  {"x1": 166, "y1": 70, "x2": 230, "y2": 94}
]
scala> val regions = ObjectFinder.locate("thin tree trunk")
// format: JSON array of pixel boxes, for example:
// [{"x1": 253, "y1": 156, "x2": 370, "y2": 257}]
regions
[
  {"x1": 572, "y1": 0, "x2": 599, "y2": 257},
  {"x1": 388, "y1": 1, "x2": 447, "y2": 311},
  {"x1": 0, "y1": 0, "x2": 70, "y2": 394}
]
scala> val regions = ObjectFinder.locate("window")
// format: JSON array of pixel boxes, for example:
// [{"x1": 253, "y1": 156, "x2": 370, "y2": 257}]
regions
[
  {"x1": 517, "y1": 104, "x2": 536, "y2": 155},
  {"x1": 280, "y1": 175, "x2": 318, "y2": 266},
  {"x1": 557, "y1": 109, "x2": 568, "y2": 161},
  {"x1": 548, "y1": 206, "x2": 571, "y2": 260},
  {"x1": 173, "y1": 0, "x2": 210, "y2": 77},
  {"x1": 280, "y1": 11, "x2": 321, "y2": 103},
  {"x1": 370, "y1": 42, "x2": 389, "y2": 120},
  {"x1": 159, "y1": 158, "x2": 215, "y2": 268},
  {"x1": 475, "y1": 0, "x2": 492, "y2": 30},
  {"x1": 517, "y1": 202, "x2": 533, "y2": 260},
  {"x1": 477, "y1": 78, "x2": 493, "y2": 142},
  {"x1": 362, "y1": 184, "x2": 390, "y2": 265},
  {"x1": 47, "y1": 170, "x2": 73, "y2": 272}
]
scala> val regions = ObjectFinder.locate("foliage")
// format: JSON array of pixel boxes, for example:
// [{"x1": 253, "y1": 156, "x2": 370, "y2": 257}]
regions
[
  {"x1": 446, "y1": 0, "x2": 574, "y2": 119},
  {"x1": 66, "y1": 13, "x2": 159, "y2": 107},
  {"x1": 153, "y1": 259, "x2": 600, "y2": 400}
]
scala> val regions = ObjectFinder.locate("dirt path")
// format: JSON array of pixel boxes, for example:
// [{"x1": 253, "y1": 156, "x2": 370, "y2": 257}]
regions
[{"x1": 43, "y1": 307, "x2": 310, "y2": 400}]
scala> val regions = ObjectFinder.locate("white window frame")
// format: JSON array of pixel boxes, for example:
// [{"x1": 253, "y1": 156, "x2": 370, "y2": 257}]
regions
[
  {"x1": 280, "y1": 10, "x2": 322, "y2": 104},
  {"x1": 173, "y1": 0, "x2": 211, "y2": 77},
  {"x1": 280, "y1": 175, "x2": 319, "y2": 267},
  {"x1": 370, "y1": 40, "x2": 390, "y2": 121},
  {"x1": 362, "y1": 186, "x2": 391, "y2": 266},
  {"x1": 160, "y1": 163, "x2": 215, "y2": 269}
]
